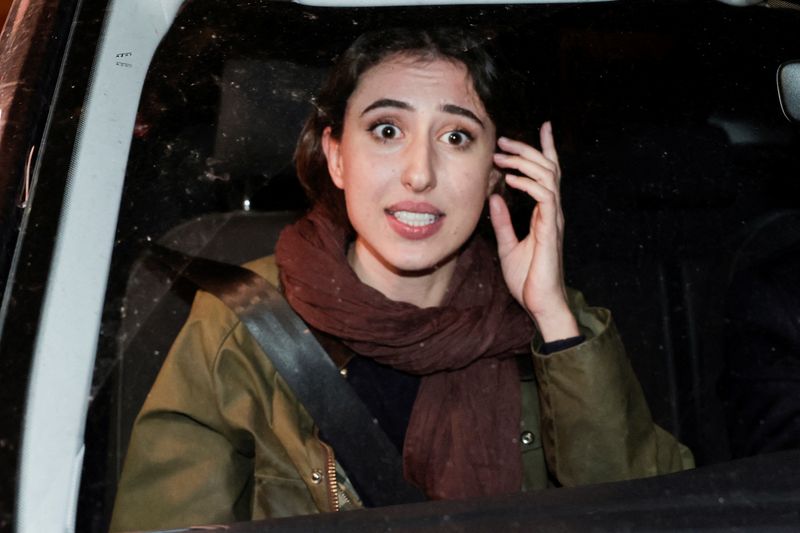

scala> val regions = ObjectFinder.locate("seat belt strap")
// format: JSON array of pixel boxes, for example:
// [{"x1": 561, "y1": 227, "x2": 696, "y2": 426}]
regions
[{"x1": 148, "y1": 245, "x2": 426, "y2": 507}]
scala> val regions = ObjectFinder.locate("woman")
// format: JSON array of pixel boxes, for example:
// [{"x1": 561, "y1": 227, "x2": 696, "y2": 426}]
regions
[{"x1": 110, "y1": 27, "x2": 692, "y2": 532}]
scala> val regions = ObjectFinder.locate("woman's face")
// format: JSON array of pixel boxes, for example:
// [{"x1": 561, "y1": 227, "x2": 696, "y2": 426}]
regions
[{"x1": 323, "y1": 54, "x2": 499, "y2": 279}]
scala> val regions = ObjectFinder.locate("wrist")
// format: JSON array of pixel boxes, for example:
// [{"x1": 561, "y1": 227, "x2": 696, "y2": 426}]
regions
[{"x1": 532, "y1": 305, "x2": 580, "y2": 342}]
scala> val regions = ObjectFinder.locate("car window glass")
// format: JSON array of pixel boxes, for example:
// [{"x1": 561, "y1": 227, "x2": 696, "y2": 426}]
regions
[{"x1": 77, "y1": 1, "x2": 800, "y2": 531}]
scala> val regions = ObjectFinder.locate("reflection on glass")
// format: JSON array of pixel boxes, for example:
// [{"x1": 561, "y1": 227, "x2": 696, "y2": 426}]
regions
[{"x1": 76, "y1": 2, "x2": 800, "y2": 532}]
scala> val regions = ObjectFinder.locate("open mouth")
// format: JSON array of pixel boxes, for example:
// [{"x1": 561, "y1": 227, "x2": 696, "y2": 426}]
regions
[
  {"x1": 388, "y1": 210, "x2": 441, "y2": 227},
  {"x1": 384, "y1": 203, "x2": 445, "y2": 240}
]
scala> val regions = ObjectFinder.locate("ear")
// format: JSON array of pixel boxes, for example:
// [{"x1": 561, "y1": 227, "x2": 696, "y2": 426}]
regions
[
  {"x1": 486, "y1": 167, "x2": 503, "y2": 197},
  {"x1": 322, "y1": 126, "x2": 344, "y2": 190}
]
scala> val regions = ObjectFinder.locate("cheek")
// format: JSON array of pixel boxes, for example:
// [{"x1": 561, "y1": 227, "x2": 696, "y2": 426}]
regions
[
  {"x1": 447, "y1": 148, "x2": 496, "y2": 193},
  {"x1": 362, "y1": 158, "x2": 400, "y2": 192},
  {"x1": 341, "y1": 157, "x2": 397, "y2": 211},
  {"x1": 450, "y1": 180, "x2": 491, "y2": 230},
  {"x1": 457, "y1": 163, "x2": 496, "y2": 203}
]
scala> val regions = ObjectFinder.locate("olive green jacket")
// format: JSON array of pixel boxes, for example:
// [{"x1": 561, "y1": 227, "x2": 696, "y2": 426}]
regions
[{"x1": 109, "y1": 256, "x2": 693, "y2": 532}]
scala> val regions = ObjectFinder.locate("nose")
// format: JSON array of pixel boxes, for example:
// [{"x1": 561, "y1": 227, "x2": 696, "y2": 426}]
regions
[{"x1": 401, "y1": 137, "x2": 436, "y2": 192}]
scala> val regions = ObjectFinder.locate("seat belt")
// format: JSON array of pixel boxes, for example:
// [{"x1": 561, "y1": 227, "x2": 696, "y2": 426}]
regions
[{"x1": 147, "y1": 245, "x2": 426, "y2": 507}]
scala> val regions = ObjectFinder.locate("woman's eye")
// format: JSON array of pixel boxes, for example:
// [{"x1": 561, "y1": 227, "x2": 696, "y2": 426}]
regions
[
  {"x1": 441, "y1": 130, "x2": 472, "y2": 147},
  {"x1": 370, "y1": 123, "x2": 401, "y2": 140}
]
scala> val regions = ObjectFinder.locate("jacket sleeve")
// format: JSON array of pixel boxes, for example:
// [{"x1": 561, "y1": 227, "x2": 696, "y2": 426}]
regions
[
  {"x1": 108, "y1": 290, "x2": 258, "y2": 532},
  {"x1": 532, "y1": 289, "x2": 694, "y2": 486},
  {"x1": 110, "y1": 283, "x2": 330, "y2": 532}
]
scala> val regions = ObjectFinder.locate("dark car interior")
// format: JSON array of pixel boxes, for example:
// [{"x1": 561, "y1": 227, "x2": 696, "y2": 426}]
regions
[{"x1": 76, "y1": 1, "x2": 800, "y2": 531}]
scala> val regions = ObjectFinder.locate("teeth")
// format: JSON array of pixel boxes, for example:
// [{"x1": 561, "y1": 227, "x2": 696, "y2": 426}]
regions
[{"x1": 392, "y1": 210, "x2": 438, "y2": 227}]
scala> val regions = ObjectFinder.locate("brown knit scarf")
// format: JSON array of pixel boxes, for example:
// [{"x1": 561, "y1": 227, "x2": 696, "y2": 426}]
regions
[{"x1": 275, "y1": 206, "x2": 537, "y2": 500}]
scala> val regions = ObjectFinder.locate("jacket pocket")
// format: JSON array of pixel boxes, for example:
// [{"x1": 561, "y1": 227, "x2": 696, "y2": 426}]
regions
[{"x1": 252, "y1": 474, "x2": 321, "y2": 520}]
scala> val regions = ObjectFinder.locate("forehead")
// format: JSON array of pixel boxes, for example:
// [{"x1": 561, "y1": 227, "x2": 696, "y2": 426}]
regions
[{"x1": 349, "y1": 54, "x2": 486, "y2": 114}]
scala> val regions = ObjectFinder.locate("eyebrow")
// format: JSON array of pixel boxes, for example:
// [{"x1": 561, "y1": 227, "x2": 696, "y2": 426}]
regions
[
  {"x1": 361, "y1": 98, "x2": 412, "y2": 115},
  {"x1": 441, "y1": 104, "x2": 485, "y2": 129},
  {"x1": 360, "y1": 99, "x2": 485, "y2": 129}
]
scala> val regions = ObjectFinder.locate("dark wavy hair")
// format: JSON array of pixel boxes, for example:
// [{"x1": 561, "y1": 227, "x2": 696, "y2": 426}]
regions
[{"x1": 295, "y1": 26, "x2": 526, "y2": 227}]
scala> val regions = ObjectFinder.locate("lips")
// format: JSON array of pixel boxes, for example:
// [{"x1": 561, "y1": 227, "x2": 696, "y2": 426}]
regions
[{"x1": 385, "y1": 202, "x2": 445, "y2": 240}]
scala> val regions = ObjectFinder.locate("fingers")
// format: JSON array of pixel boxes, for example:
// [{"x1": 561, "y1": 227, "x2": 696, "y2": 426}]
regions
[
  {"x1": 493, "y1": 122, "x2": 564, "y2": 232},
  {"x1": 489, "y1": 194, "x2": 518, "y2": 257},
  {"x1": 496, "y1": 121, "x2": 560, "y2": 171},
  {"x1": 493, "y1": 150, "x2": 559, "y2": 194},
  {"x1": 494, "y1": 137, "x2": 560, "y2": 187},
  {"x1": 504, "y1": 174, "x2": 560, "y2": 238},
  {"x1": 539, "y1": 121, "x2": 560, "y2": 168},
  {"x1": 494, "y1": 151, "x2": 563, "y2": 231},
  {"x1": 494, "y1": 123, "x2": 561, "y2": 193}
]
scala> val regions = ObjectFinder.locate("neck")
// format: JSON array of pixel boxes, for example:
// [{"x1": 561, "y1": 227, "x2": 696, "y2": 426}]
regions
[{"x1": 347, "y1": 241, "x2": 458, "y2": 308}]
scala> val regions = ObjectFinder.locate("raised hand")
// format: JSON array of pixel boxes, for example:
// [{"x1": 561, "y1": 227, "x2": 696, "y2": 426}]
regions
[{"x1": 489, "y1": 121, "x2": 579, "y2": 342}]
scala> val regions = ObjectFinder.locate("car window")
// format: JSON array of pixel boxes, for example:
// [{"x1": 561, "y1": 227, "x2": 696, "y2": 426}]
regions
[{"x1": 17, "y1": 0, "x2": 798, "y2": 531}]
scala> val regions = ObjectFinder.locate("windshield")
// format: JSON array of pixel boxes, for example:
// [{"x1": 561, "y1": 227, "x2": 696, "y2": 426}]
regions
[{"x1": 65, "y1": 1, "x2": 800, "y2": 530}]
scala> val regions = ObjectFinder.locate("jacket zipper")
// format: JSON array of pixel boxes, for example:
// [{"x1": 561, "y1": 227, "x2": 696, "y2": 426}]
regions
[{"x1": 324, "y1": 445, "x2": 340, "y2": 512}]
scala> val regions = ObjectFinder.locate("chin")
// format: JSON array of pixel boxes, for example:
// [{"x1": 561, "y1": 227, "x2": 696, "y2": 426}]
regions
[{"x1": 385, "y1": 247, "x2": 460, "y2": 276}]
